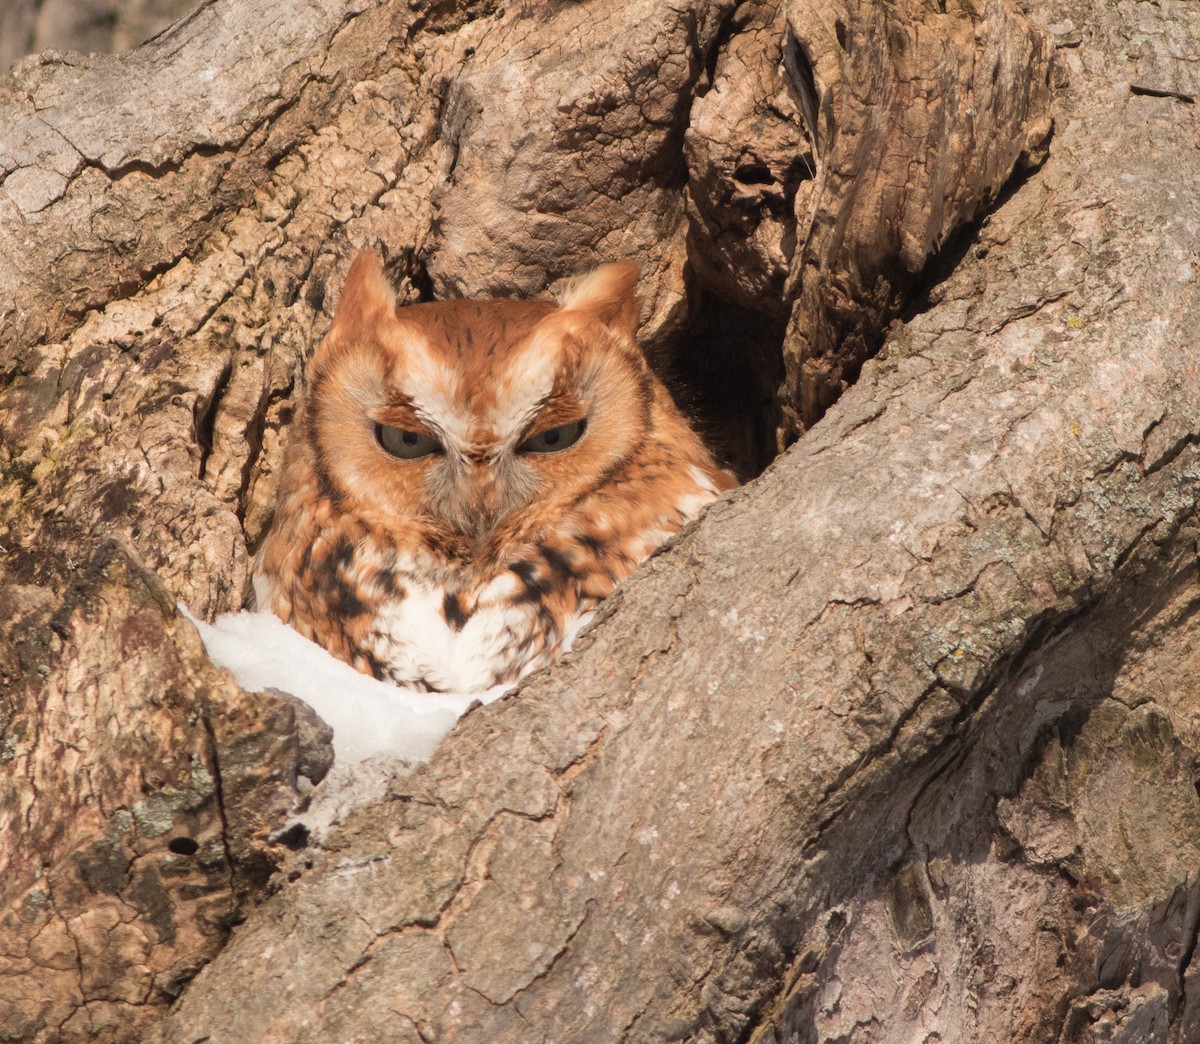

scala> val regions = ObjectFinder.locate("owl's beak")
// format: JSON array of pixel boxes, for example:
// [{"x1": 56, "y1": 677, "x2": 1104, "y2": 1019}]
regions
[
  {"x1": 465, "y1": 463, "x2": 503, "y2": 529},
  {"x1": 432, "y1": 454, "x2": 508, "y2": 541}
]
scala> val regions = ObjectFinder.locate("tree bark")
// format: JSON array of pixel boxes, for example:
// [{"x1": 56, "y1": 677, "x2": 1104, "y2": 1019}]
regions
[
  {"x1": 8, "y1": 0, "x2": 1198, "y2": 1039},
  {"x1": 0, "y1": 543, "x2": 333, "y2": 1040}
]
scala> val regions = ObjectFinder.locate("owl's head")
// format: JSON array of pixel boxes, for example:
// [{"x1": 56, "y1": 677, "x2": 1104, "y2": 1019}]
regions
[{"x1": 303, "y1": 250, "x2": 655, "y2": 540}]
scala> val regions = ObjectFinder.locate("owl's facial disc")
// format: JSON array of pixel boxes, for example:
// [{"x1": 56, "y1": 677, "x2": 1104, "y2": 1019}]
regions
[{"x1": 314, "y1": 279, "x2": 649, "y2": 545}]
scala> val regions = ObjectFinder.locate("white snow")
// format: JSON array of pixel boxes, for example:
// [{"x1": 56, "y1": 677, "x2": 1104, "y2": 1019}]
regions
[{"x1": 181, "y1": 607, "x2": 511, "y2": 764}]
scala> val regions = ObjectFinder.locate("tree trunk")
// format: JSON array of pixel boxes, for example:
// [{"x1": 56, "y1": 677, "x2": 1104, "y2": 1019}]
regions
[{"x1": 4, "y1": 0, "x2": 1197, "y2": 1040}]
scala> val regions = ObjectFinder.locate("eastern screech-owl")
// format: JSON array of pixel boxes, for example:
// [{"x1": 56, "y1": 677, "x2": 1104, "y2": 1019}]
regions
[{"x1": 253, "y1": 250, "x2": 736, "y2": 693}]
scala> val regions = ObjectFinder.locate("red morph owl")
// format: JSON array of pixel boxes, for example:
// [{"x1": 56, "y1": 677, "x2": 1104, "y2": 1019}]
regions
[{"x1": 253, "y1": 250, "x2": 736, "y2": 692}]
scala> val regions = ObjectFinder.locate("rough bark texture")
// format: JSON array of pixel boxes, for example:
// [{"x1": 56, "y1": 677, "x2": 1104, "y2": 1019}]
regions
[
  {"x1": 776, "y1": 0, "x2": 1053, "y2": 441},
  {"x1": 0, "y1": 542, "x2": 333, "y2": 1040},
  {"x1": 5, "y1": 0, "x2": 1196, "y2": 1039}
]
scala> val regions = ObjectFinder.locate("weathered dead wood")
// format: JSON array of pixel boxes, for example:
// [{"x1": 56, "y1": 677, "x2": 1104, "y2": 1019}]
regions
[{"x1": 775, "y1": 0, "x2": 1054, "y2": 442}]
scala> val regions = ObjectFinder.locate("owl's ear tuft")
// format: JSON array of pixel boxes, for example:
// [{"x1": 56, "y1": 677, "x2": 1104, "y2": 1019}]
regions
[
  {"x1": 557, "y1": 261, "x2": 641, "y2": 338},
  {"x1": 327, "y1": 250, "x2": 397, "y2": 341}
]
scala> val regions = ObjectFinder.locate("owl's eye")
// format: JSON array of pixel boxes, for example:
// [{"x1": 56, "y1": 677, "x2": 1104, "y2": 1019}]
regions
[
  {"x1": 376, "y1": 423, "x2": 443, "y2": 459},
  {"x1": 519, "y1": 418, "x2": 588, "y2": 454}
]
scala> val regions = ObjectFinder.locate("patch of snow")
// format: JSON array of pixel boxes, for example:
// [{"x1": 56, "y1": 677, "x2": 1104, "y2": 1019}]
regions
[{"x1": 181, "y1": 607, "x2": 511, "y2": 764}]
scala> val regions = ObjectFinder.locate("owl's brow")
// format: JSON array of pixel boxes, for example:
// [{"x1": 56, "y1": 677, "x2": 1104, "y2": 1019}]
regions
[
  {"x1": 374, "y1": 397, "x2": 439, "y2": 435},
  {"x1": 525, "y1": 389, "x2": 587, "y2": 434}
]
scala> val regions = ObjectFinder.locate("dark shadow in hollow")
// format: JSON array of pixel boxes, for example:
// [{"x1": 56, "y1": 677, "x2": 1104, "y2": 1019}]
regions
[{"x1": 660, "y1": 289, "x2": 787, "y2": 482}]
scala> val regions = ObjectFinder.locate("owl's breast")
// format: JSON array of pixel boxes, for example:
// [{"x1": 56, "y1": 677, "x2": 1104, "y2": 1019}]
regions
[
  {"x1": 261, "y1": 522, "x2": 609, "y2": 692},
  {"x1": 363, "y1": 568, "x2": 598, "y2": 692}
]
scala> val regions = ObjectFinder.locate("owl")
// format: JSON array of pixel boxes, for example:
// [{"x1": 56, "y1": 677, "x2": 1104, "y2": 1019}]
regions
[{"x1": 253, "y1": 250, "x2": 737, "y2": 693}]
